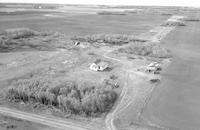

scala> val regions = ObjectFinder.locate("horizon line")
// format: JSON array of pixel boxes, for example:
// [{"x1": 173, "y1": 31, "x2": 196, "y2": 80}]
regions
[{"x1": 0, "y1": 1, "x2": 200, "y2": 8}]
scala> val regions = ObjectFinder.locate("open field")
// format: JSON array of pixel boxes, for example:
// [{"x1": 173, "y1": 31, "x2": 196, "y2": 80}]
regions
[
  {"x1": 0, "y1": 4, "x2": 170, "y2": 36},
  {"x1": 142, "y1": 12, "x2": 200, "y2": 130},
  {"x1": 0, "y1": 3, "x2": 200, "y2": 130},
  {"x1": 0, "y1": 13, "x2": 168, "y2": 36}
]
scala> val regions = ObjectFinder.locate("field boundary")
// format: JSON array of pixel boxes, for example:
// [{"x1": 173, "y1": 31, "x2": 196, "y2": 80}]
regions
[{"x1": 105, "y1": 15, "x2": 185, "y2": 130}]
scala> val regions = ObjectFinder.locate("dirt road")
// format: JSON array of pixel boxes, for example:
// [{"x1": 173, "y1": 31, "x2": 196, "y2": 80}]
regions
[{"x1": 0, "y1": 107, "x2": 92, "y2": 130}]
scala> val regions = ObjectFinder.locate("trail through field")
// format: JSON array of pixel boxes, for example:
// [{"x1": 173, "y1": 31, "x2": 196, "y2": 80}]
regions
[{"x1": 139, "y1": 15, "x2": 185, "y2": 43}]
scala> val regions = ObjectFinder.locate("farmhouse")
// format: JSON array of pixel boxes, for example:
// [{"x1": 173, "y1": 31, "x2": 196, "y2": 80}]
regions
[{"x1": 90, "y1": 60, "x2": 109, "y2": 71}]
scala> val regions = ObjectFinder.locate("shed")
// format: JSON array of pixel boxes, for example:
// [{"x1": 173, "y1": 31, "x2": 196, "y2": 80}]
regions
[{"x1": 146, "y1": 62, "x2": 162, "y2": 73}]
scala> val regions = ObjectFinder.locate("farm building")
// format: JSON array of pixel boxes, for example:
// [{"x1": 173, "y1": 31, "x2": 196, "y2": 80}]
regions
[
  {"x1": 90, "y1": 60, "x2": 109, "y2": 71},
  {"x1": 73, "y1": 41, "x2": 90, "y2": 48},
  {"x1": 146, "y1": 62, "x2": 162, "y2": 73},
  {"x1": 73, "y1": 41, "x2": 80, "y2": 46}
]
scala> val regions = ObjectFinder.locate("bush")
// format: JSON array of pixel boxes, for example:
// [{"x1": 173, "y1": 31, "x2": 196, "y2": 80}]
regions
[
  {"x1": 97, "y1": 11, "x2": 126, "y2": 15},
  {"x1": 2, "y1": 28, "x2": 39, "y2": 39},
  {"x1": 71, "y1": 34, "x2": 147, "y2": 45},
  {"x1": 0, "y1": 28, "x2": 39, "y2": 52},
  {"x1": 118, "y1": 42, "x2": 171, "y2": 58},
  {"x1": 161, "y1": 20, "x2": 186, "y2": 27},
  {"x1": 110, "y1": 74, "x2": 118, "y2": 80},
  {"x1": 81, "y1": 88, "x2": 117, "y2": 115},
  {"x1": 0, "y1": 28, "x2": 61, "y2": 52},
  {"x1": 4, "y1": 77, "x2": 118, "y2": 117},
  {"x1": 161, "y1": 13, "x2": 172, "y2": 16},
  {"x1": 184, "y1": 17, "x2": 200, "y2": 22},
  {"x1": 123, "y1": 10, "x2": 137, "y2": 14}
]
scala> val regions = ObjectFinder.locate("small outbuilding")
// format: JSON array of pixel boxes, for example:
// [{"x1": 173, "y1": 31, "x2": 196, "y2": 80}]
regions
[
  {"x1": 73, "y1": 41, "x2": 80, "y2": 46},
  {"x1": 146, "y1": 66, "x2": 157, "y2": 72},
  {"x1": 146, "y1": 62, "x2": 162, "y2": 73}
]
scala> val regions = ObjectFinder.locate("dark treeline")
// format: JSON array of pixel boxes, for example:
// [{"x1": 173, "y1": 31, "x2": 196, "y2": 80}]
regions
[
  {"x1": 161, "y1": 20, "x2": 186, "y2": 26},
  {"x1": 71, "y1": 34, "x2": 147, "y2": 45},
  {"x1": 118, "y1": 42, "x2": 171, "y2": 58},
  {"x1": 4, "y1": 77, "x2": 118, "y2": 116}
]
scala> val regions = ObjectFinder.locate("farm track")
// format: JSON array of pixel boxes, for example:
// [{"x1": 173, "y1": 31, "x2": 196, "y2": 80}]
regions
[
  {"x1": 0, "y1": 15, "x2": 185, "y2": 130},
  {"x1": 105, "y1": 15, "x2": 185, "y2": 130},
  {"x1": 0, "y1": 107, "x2": 93, "y2": 130}
]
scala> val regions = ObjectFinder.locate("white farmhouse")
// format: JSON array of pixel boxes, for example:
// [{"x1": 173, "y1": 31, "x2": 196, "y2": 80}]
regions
[{"x1": 90, "y1": 60, "x2": 109, "y2": 72}]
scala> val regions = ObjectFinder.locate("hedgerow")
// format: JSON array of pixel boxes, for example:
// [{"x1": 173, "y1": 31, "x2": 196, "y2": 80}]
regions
[{"x1": 71, "y1": 34, "x2": 147, "y2": 45}]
